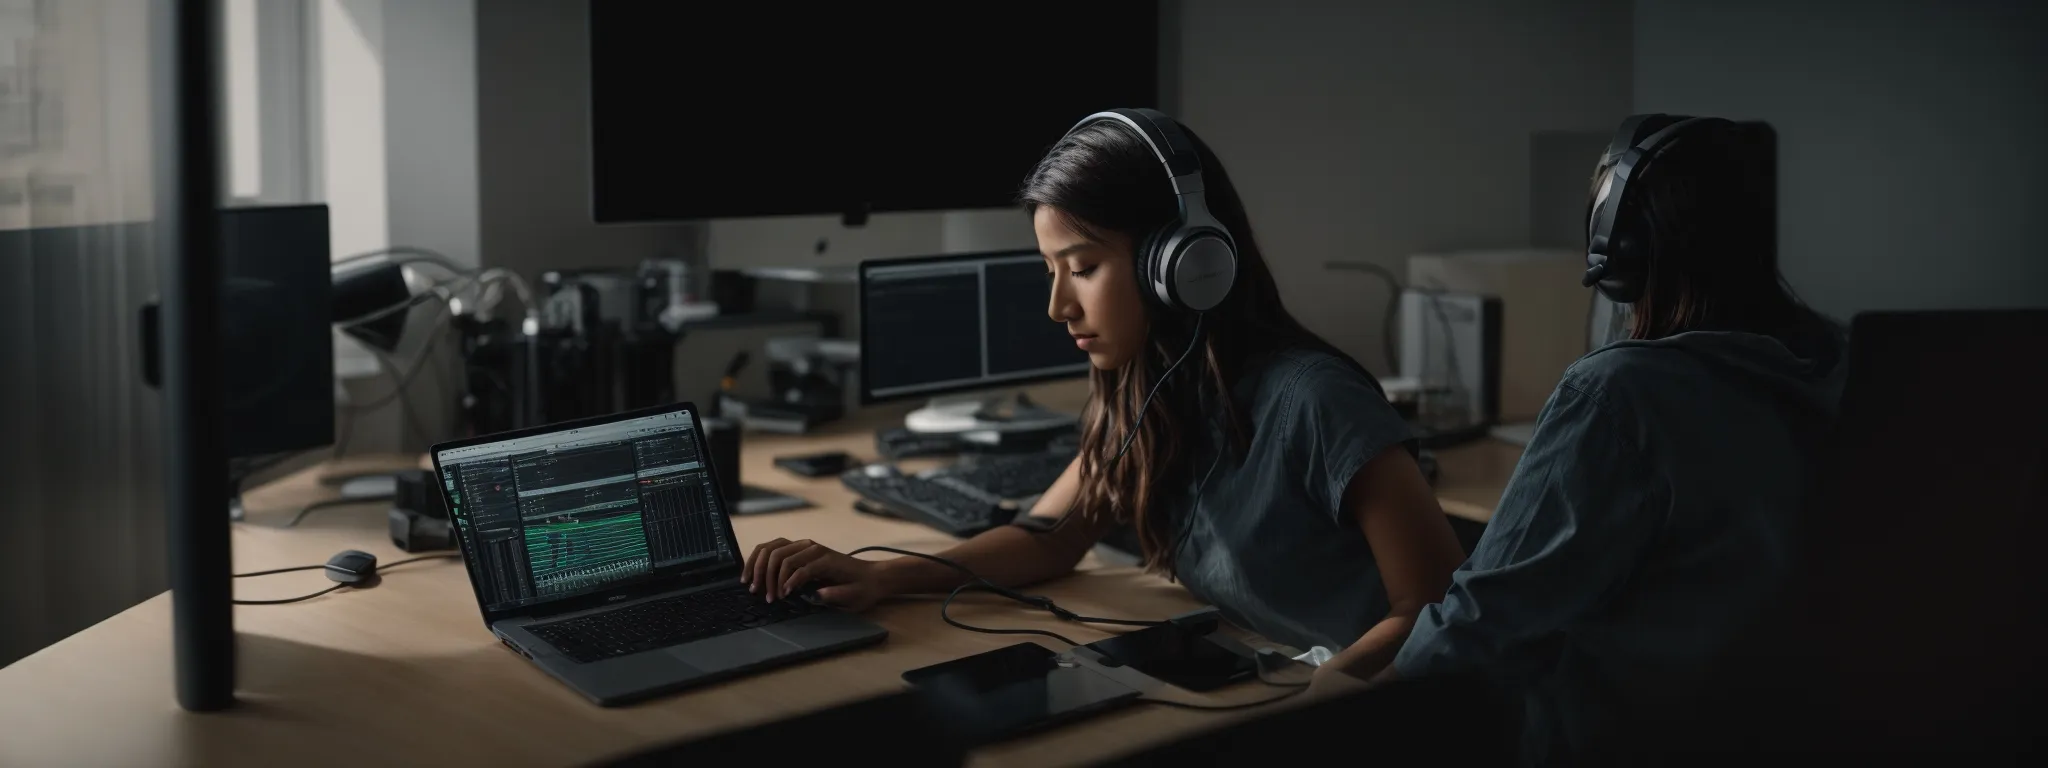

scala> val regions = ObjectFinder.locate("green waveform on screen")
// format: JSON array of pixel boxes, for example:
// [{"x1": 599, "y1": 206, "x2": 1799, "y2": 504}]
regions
[{"x1": 524, "y1": 513, "x2": 650, "y2": 595}]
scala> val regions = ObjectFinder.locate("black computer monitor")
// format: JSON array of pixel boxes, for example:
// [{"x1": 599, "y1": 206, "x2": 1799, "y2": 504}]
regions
[
  {"x1": 588, "y1": 2, "x2": 1159, "y2": 224},
  {"x1": 219, "y1": 204, "x2": 335, "y2": 459},
  {"x1": 859, "y1": 250, "x2": 1090, "y2": 414}
]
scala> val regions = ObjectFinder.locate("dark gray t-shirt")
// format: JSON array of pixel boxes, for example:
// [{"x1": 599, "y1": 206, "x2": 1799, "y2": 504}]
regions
[{"x1": 1164, "y1": 347, "x2": 1417, "y2": 652}]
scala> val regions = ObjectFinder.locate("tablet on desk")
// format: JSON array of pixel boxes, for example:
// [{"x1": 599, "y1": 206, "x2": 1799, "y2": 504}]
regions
[{"x1": 901, "y1": 642, "x2": 1141, "y2": 745}]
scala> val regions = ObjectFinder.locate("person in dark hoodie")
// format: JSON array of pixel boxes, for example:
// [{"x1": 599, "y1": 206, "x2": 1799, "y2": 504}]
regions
[{"x1": 1351, "y1": 115, "x2": 1849, "y2": 764}]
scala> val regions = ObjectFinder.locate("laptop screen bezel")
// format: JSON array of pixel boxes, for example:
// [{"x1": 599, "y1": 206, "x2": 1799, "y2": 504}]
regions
[{"x1": 428, "y1": 401, "x2": 745, "y2": 627}]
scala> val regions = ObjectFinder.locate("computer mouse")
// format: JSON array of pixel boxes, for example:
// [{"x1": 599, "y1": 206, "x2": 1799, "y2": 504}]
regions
[
  {"x1": 325, "y1": 550, "x2": 378, "y2": 584},
  {"x1": 860, "y1": 463, "x2": 901, "y2": 479}
]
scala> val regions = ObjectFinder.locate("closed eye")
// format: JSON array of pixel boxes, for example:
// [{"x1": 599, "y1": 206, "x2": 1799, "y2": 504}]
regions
[{"x1": 1071, "y1": 265, "x2": 1097, "y2": 278}]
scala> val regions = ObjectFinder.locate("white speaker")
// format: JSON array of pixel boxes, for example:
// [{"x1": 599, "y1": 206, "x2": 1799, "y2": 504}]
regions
[{"x1": 1397, "y1": 290, "x2": 1502, "y2": 432}]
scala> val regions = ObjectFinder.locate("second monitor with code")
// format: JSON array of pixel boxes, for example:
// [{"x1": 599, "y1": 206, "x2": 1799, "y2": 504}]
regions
[{"x1": 859, "y1": 250, "x2": 1090, "y2": 433}]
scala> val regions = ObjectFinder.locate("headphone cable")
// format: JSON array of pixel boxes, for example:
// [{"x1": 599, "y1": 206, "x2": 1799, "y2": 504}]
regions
[
  {"x1": 846, "y1": 542, "x2": 1309, "y2": 711},
  {"x1": 846, "y1": 546, "x2": 1162, "y2": 648},
  {"x1": 865, "y1": 312, "x2": 1210, "y2": 634},
  {"x1": 863, "y1": 313, "x2": 1298, "y2": 709},
  {"x1": 1108, "y1": 312, "x2": 1207, "y2": 464}
]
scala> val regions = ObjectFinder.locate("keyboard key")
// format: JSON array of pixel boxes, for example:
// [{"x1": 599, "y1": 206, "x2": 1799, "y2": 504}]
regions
[{"x1": 528, "y1": 585, "x2": 813, "y2": 663}]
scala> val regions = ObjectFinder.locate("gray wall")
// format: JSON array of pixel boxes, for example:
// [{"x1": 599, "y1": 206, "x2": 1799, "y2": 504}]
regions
[
  {"x1": 1175, "y1": 0, "x2": 1634, "y2": 373},
  {"x1": 474, "y1": 0, "x2": 700, "y2": 283},
  {"x1": 1634, "y1": 0, "x2": 2048, "y2": 319}
]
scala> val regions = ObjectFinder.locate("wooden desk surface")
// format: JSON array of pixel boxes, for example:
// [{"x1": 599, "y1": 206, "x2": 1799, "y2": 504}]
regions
[{"x1": 0, "y1": 381, "x2": 1519, "y2": 767}]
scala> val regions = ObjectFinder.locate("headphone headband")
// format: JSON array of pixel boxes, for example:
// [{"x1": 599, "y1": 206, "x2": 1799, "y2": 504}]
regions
[
  {"x1": 1584, "y1": 114, "x2": 1730, "y2": 303},
  {"x1": 1066, "y1": 108, "x2": 1204, "y2": 192}
]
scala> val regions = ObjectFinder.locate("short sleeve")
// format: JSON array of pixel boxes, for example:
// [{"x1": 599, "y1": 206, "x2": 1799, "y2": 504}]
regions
[{"x1": 1267, "y1": 356, "x2": 1418, "y2": 524}]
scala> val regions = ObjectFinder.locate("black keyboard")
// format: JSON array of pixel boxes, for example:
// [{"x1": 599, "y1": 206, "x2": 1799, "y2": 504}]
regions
[
  {"x1": 943, "y1": 451, "x2": 1074, "y2": 500},
  {"x1": 841, "y1": 450, "x2": 1074, "y2": 537},
  {"x1": 527, "y1": 584, "x2": 814, "y2": 664}
]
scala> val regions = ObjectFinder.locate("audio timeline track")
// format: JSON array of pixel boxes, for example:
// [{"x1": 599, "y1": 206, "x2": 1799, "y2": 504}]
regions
[{"x1": 639, "y1": 474, "x2": 718, "y2": 565}]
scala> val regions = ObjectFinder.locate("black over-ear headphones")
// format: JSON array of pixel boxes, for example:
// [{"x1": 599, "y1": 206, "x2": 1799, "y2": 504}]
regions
[
  {"x1": 1583, "y1": 113, "x2": 1735, "y2": 304},
  {"x1": 1060, "y1": 109, "x2": 1238, "y2": 312}
]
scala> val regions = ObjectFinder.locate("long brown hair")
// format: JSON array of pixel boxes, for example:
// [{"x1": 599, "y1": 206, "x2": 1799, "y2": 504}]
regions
[
  {"x1": 1589, "y1": 119, "x2": 1806, "y2": 340},
  {"x1": 1018, "y1": 115, "x2": 1357, "y2": 579}
]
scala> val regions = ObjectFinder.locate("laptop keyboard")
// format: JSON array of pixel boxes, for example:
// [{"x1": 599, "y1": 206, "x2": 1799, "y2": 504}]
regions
[{"x1": 526, "y1": 584, "x2": 815, "y2": 664}]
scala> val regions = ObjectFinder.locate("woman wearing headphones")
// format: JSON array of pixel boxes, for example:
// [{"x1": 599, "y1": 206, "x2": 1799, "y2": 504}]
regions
[
  {"x1": 743, "y1": 109, "x2": 1467, "y2": 687},
  {"x1": 1375, "y1": 115, "x2": 1849, "y2": 765}
]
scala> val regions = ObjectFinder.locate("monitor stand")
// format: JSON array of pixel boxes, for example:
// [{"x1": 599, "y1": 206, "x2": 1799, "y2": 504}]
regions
[
  {"x1": 227, "y1": 465, "x2": 397, "y2": 522},
  {"x1": 903, "y1": 390, "x2": 1077, "y2": 434}
]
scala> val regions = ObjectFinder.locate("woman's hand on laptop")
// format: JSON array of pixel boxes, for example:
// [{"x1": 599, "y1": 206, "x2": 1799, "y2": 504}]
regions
[{"x1": 743, "y1": 538, "x2": 887, "y2": 611}]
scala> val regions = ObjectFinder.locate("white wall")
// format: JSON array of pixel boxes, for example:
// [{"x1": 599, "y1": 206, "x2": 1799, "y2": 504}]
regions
[
  {"x1": 316, "y1": 0, "x2": 387, "y2": 259},
  {"x1": 1175, "y1": 0, "x2": 1634, "y2": 373},
  {"x1": 1634, "y1": 0, "x2": 2048, "y2": 318},
  {"x1": 305, "y1": 0, "x2": 481, "y2": 268}
]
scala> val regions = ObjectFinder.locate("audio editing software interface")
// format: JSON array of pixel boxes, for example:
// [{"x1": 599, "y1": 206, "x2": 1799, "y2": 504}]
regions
[{"x1": 435, "y1": 410, "x2": 736, "y2": 612}]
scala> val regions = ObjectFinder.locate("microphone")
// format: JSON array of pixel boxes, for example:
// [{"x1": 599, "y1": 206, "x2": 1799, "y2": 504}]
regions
[{"x1": 1581, "y1": 262, "x2": 1608, "y2": 287}]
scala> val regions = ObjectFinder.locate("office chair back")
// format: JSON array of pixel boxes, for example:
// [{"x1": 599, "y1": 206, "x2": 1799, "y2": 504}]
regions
[{"x1": 1685, "y1": 309, "x2": 2048, "y2": 759}]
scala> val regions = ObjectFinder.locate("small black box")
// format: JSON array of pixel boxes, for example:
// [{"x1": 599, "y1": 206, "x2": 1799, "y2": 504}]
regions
[
  {"x1": 394, "y1": 469, "x2": 448, "y2": 519},
  {"x1": 701, "y1": 417, "x2": 742, "y2": 504}
]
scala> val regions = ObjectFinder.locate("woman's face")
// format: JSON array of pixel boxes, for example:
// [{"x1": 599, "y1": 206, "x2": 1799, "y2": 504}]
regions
[{"x1": 1036, "y1": 206, "x2": 1148, "y2": 370}]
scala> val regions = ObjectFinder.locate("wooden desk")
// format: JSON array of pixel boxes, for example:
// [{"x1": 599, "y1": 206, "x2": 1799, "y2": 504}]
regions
[{"x1": 0, "y1": 382, "x2": 1519, "y2": 767}]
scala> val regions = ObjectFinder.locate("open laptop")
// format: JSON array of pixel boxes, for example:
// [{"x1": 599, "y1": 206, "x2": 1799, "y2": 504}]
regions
[{"x1": 430, "y1": 402, "x2": 888, "y2": 706}]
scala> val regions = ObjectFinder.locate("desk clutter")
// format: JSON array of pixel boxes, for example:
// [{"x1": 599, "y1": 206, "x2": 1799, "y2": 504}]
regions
[{"x1": 223, "y1": 396, "x2": 1326, "y2": 749}]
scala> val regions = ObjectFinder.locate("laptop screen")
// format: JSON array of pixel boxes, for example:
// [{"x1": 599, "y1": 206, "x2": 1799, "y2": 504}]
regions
[{"x1": 433, "y1": 407, "x2": 738, "y2": 613}]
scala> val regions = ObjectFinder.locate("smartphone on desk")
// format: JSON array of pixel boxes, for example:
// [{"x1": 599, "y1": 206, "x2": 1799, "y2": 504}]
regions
[
  {"x1": 1081, "y1": 622, "x2": 1255, "y2": 692},
  {"x1": 774, "y1": 451, "x2": 856, "y2": 478},
  {"x1": 901, "y1": 642, "x2": 1140, "y2": 745}
]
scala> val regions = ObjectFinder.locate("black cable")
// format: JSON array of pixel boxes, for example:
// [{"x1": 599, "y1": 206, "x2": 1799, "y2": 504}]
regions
[
  {"x1": 937, "y1": 581, "x2": 1083, "y2": 648},
  {"x1": 845, "y1": 546, "x2": 1161, "y2": 629},
  {"x1": 1109, "y1": 312, "x2": 1207, "y2": 465},
  {"x1": 285, "y1": 494, "x2": 394, "y2": 527},
  {"x1": 853, "y1": 315, "x2": 1206, "y2": 639},
  {"x1": 379, "y1": 553, "x2": 463, "y2": 570},
  {"x1": 1139, "y1": 687, "x2": 1307, "y2": 710},
  {"x1": 233, "y1": 563, "x2": 325, "y2": 578},
  {"x1": 1165, "y1": 443, "x2": 1228, "y2": 565},
  {"x1": 234, "y1": 584, "x2": 349, "y2": 606},
  {"x1": 346, "y1": 301, "x2": 454, "y2": 413},
  {"x1": 847, "y1": 545, "x2": 1301, "y2": 710},
  {"x1": 231, "y1": 553, "x2": 459, "y2": 605}
]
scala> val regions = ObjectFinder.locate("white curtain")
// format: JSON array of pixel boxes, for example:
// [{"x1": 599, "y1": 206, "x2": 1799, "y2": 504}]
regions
[{"x1": 0, "y1": 0, "x2": 168, "y2": 667}]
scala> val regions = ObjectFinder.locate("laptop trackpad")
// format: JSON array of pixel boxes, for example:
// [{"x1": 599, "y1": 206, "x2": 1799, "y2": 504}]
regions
[{"x1": 672, "y1": 628, "x2": 802, "y2": 669}]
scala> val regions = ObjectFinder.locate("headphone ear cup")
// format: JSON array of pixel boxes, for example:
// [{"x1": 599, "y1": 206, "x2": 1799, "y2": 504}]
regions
[
  {"x1": 1135, "y1": 224, "x2": 1175, "y2": 308},
  {"x1": 1598, "y1": 234, "x2": 1644, "y2": 303}
]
